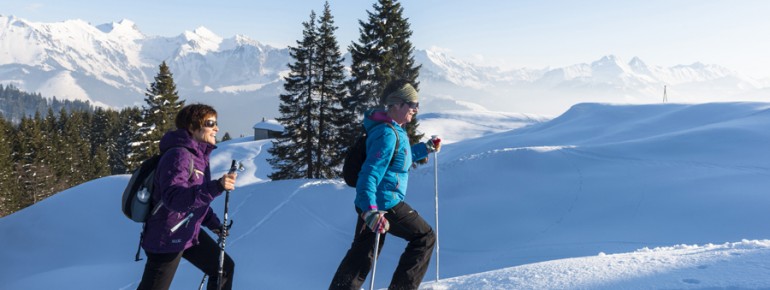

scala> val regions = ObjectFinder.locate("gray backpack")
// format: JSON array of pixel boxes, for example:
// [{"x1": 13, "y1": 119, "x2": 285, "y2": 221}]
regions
[{"x1": 121, "y1": 147, "x2": 193, "y2": 222}]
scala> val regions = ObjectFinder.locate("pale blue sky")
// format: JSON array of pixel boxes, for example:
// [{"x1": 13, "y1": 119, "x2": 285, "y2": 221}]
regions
[{"x1": 2, "y1": 0, "x2": 770, "y2": 78}]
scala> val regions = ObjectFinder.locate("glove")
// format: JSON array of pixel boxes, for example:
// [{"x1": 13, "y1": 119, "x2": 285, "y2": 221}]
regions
[
  {"x1": 426, "y1": 136, "x2": 442, "y2": 153},
  {"x1": 362, "y1": 210, "x2": 389, "y2": 234},
  {"x1": 210, "y1": 223, "x2": 231, "y2": 237}
]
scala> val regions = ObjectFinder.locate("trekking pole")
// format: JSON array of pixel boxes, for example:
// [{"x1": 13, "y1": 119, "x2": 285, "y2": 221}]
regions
[
  {"x1": 199, "y1": 160, "x2": 239, "y2": 290},
  {"x1": 198, "y1": 274, "x2": 207, "y2": 290},
  {"x1": 432, "y1": 135, "x2": 440, "y2": 281},
  {"x1": 370, "y1": 230, "x2": 381, "y2": 290},
  {"x1": 218, "y1": 160, "x2": 238, "y2": 290}
]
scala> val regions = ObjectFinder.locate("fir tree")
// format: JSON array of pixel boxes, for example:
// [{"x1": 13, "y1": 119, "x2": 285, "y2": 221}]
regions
[
  {"x1": 117, "y1": 107, "x2": 142, "y2": 173},
  {"x1": 0, "y1": 114, "x2": 15, "y2": 216},
  {"x1": 91, "y1": 147, "x2": 111, "y2": 178},
  {"x1": 0, "y1": 87, "x2": 113, "y2": 216},
  {"x1": 41, "y1": 109, "x2": 66, "y2": 195},
  {"x1": 315, "y1": 1, "x2": 350, "y2": 178},
  {"x1": 62, "y1": 110, "x2": 93, "y2": 185},
  {"x1": 128, "y1": 62, "x2": 184, "y2": 170},
  {"x1": 269, "y1": 4, "x2": 350, "y2": 180},
  {"x1": 268, "y1": 11, "x2": 319, "y2": 180},
  {"x1": 345, "y1": 0, "x2": 424, "y2": 148},
  {"x1": 91, "y1": 107, "x2": 119, "y2": 174},
  {"x1": 16, "y1": 114, "x2": 46, "y2": 205},
  {"x1": 221, "y1": 132, "x2": 232, "y2": 142}
]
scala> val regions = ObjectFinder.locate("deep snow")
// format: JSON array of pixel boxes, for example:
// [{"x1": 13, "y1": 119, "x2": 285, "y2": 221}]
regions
[{"x1": 2, "y1": 103, "x2": 770, "y2": 289}]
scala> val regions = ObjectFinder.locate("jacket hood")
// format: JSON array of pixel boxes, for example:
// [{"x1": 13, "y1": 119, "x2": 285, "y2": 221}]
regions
[
  {"x1": 159, "y1": 129, "x2": 216, "y2": 157},
  {"x1": 363, "y1": 109, "x2": 395, "y2": 131}
]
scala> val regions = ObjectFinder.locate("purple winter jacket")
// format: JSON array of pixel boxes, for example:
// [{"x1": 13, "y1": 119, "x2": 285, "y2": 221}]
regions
[{"x1": 141, "y1": 129, "x2": 226, "y2": 253}]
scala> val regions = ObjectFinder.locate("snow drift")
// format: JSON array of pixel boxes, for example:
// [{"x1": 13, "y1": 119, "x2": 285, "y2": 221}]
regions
[{"x1": 2, "y1": 102, "x2": 770, "y2": 289}]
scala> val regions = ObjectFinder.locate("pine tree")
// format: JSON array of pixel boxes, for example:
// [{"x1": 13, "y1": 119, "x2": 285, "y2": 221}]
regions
[
  {"x1": 92, "y1": 107, "x2": 120, "y2": 174},
  {"x1": 128, "y1": 62, "x2": 184, "y2": 170},
  {"x1": 315, "y1": 1, "x2": 349, "y2": 178},
  {"x1": 16, "y1": 114, "x2": 46, "y2": 206},
  {"x1": 42, "y1": 109, "x2": 66, "y2": 195},
  {"x1": 269, "y1": 4, "x2": 350, "y2": 180},
  {"x1": 62, "y1": 110, "x2": 93, "y2": 185},
  {"x1": 344, "y1": 0, "x2": 424, "y2": 147},
  {"x1": 117, "y1": 107, "x2": 142, "y2": 173},
  {"x1": 221, "y1": 132, "x2": 232, "y2": 142},
  {"x1": 4, "y1": 124, "x2": 23, "y2": 216},
  {"x1": 54, "y1": 108, "x2": 74, "y2": 189},
  {"x1": 268, "y1": 11, "x2": 319, "y2": 180},
  {"x1": 0, "y1": 113, "x2": 15, "y2": 216}
]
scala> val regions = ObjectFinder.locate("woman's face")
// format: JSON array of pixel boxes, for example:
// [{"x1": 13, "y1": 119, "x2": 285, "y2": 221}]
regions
[
  {"x1": 191, "y1": 115, "x2": 218, "y2": 145},
  {"x1": 390, "y1": 101, "x2": 419, "y2": 125}
]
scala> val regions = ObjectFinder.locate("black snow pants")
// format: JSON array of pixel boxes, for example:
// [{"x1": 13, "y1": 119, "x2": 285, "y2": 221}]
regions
[
  {"x1": 137, "y1": 231, "x2": 235, "y2": 290},
  {"x1": 330, "y1": 201, "x2": 436, "y2": 290}
]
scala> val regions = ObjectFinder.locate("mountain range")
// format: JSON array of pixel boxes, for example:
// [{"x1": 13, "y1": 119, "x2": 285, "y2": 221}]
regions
[{"x1": 1, "y1": 15, "x2": 768, "y2": 135}]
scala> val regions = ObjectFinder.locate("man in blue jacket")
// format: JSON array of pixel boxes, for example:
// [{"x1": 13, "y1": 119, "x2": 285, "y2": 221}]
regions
[{"x1": 330, "y1": 79, "x2": 441, "y2": 290}]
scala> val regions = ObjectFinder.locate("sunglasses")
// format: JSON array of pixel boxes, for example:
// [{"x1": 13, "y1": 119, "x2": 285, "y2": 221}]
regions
[
  {"x1": 203, "y1": 120, "x2": 218, "y2": 128},
  {"x1": 403, "y1": 101, "x2": 419, "y2": 109}
]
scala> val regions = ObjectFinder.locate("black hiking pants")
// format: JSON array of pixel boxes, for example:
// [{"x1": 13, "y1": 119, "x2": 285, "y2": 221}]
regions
[
  {"x1": 137, "y1": 231, "x2": 235, "y2": 290},
  {"x1": 330, "y1": 201, "x2": 436, "y2": 290}
]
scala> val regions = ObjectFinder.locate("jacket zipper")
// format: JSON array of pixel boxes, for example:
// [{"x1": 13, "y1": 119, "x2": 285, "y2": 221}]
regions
[{"x1": 170, "y1": 212, "x2": 193, "y2": 233}]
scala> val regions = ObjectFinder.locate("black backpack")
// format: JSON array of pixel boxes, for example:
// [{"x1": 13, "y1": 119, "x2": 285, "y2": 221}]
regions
[{"x1": 342, "y1": 122, "x2": 399, "y2": 187}]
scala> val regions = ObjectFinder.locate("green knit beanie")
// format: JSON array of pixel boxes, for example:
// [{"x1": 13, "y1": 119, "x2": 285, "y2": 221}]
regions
[{"x1": 385, "y1": 83, "x2": 419, "y2": 105}]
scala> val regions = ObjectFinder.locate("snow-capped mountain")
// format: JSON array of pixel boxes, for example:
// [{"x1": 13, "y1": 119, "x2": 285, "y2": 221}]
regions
[
  {"x1": 418, "y1": 51, "x2": 769, "y2": 118},
  {"x1": 0, "y1": 15, "x2": 289, "y2": 135},
  {"x1": 1, "y1": 15, "x2": 768, "y2": 135}
]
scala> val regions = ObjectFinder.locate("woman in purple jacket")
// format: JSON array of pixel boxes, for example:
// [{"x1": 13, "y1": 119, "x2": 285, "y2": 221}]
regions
[{"x1": 137, "y1": 104, "x2": 237, "y2": 290}]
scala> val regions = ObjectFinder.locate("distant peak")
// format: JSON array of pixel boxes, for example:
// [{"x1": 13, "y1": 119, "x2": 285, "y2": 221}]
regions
[
  {"x1": 596, "y1": 54, "x2": 622, "y2": 63},
  {"x1": 233, "y1": 34, "x2": 260, "y2": 45},
  {"x1": 181, "y1": 26, "x2": 222, "y2": 43},
  {"x1": 96, "y1": 19, "x2": 143, "y2": 37},
  {"x1": 1, "y1": 14, "x2": 28, "y2": 27},
  {"x1": 192, "y1": 26, "x2": 218, "y2": 37},
  {"x1": 628, "y1": 56, "x2": 649, "y2": 69},
  {"x1": 115, "y1": 19, "x2": 136, "y2": 27}
]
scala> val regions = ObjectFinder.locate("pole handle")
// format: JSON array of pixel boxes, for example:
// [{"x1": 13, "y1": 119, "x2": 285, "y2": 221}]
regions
[{"x1": 228, "y1": 160, "x2": 237, "y2": 175}]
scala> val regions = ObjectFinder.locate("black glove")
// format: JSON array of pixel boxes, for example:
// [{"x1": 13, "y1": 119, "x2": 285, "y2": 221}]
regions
[{"x1": 211, "y1": 223, "x2": 231, "y2": 237}]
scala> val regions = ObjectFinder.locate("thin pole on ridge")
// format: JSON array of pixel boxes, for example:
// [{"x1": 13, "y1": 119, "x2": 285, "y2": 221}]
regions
[{"x1": 432, "y1": 135, "x2": 440, "y2": 282}]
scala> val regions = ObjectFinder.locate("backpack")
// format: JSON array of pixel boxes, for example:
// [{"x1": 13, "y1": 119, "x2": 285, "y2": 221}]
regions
[
  {"x1": 122, "y1": 147, "x2": 193, "y2": 261},
  {"x1": 342, "y1": 122, "x2": 399, "y2": 187},
  {"x1": 121, "y1": 147, "x2": 193, "y2": 222}
]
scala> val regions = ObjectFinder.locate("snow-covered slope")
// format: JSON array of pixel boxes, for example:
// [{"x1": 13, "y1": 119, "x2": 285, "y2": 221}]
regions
[
  {"x1": 422, "y1": 240, "x2": 770, "y2": 289},
  {"x1": 2, "y1": 102, "x2": 770, "y2": 289}
]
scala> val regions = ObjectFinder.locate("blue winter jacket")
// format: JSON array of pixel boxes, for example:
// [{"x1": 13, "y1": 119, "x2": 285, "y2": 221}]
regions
[
  {"x1": 355, "y1": 110, "x2": 430, "y2": 212},
  {"x1": 142, "y1": 129, "x2": 225, "y2": 253}
]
